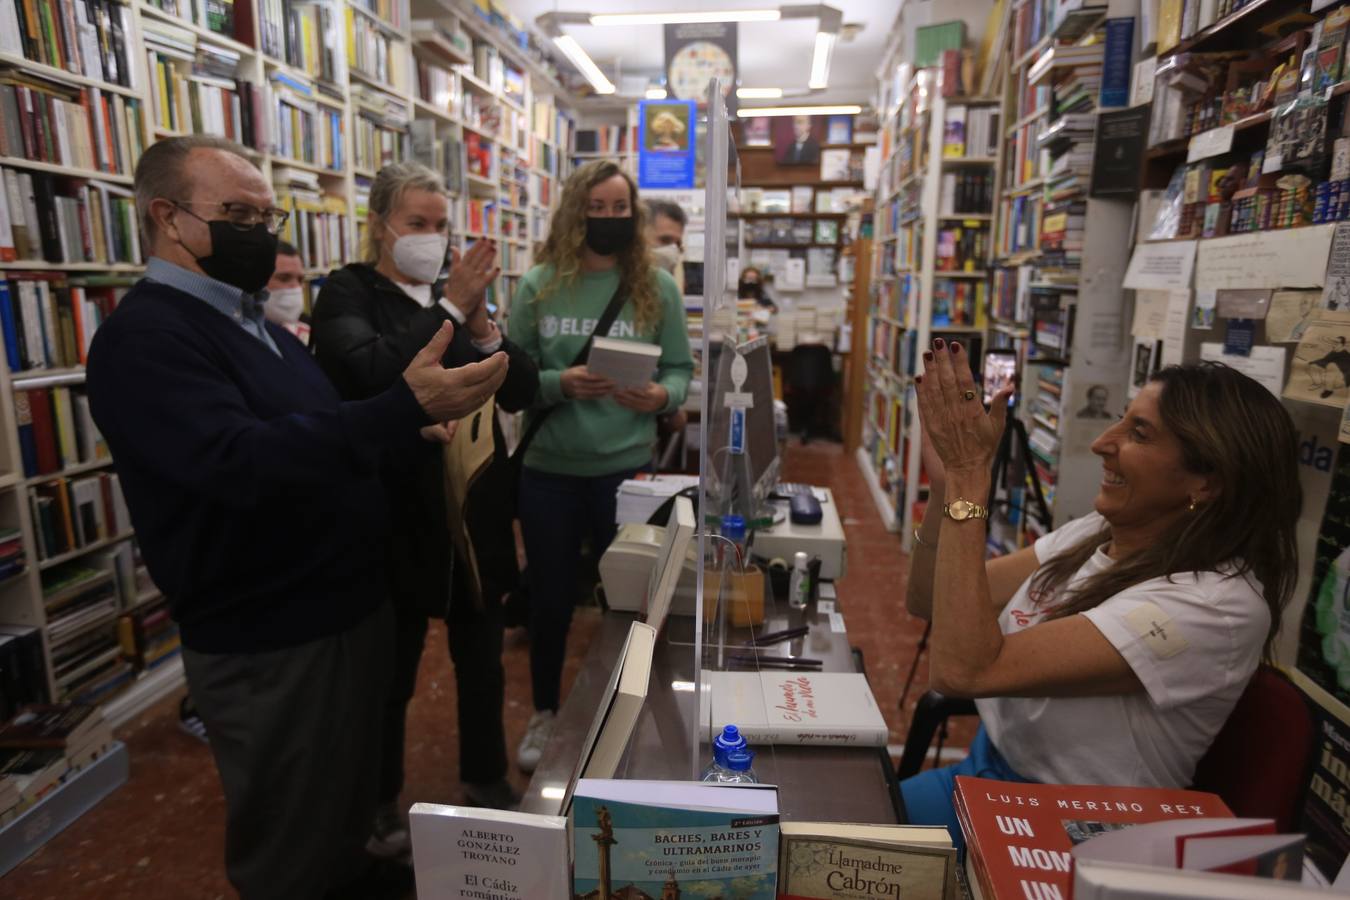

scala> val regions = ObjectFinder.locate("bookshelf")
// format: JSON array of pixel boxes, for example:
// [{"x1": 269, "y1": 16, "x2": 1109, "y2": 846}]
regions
[
  {"x1": 860, "y1": 64, "x2": 999, "y2": 539},
  {"x1": 982, "y1": 1, "x2": 1134, "y2": 557},
  {"x1": 0, "y1": 0, "x2": 573, "y2": 727}
]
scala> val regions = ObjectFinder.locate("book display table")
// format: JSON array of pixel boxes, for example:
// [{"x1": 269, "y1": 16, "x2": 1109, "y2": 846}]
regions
[{"x1": 520, "y1": 594, "x2": 901, "y2": 824}]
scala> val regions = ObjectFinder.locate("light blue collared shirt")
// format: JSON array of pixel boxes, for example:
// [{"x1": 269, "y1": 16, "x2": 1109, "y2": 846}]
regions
[{"x1": 145, "y1": 257, "x2": 281, "y2": 357}]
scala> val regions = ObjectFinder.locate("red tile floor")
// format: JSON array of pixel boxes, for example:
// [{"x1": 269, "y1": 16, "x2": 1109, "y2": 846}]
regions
[{"x1": 1, "y1": 441, "x2": 974, "y2": 898}]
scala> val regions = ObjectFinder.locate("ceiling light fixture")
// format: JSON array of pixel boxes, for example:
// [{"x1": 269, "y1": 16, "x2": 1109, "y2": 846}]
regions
[
  {"x1": 736, "y1": 87, "x2": 783, "y2": 99},
  {"x1": 809, "y1": 30, "x2": 837, "y2": 89},
  {"x1": 589, "y1": 10, "x2": 782, "y2": 26},
  {"x1": 552, "y1": 33, "x2": 615, "y2": 95},
  {"x1": 736, "y1": 104, "x2": 863, "y2": 118},
  {"x1": 645, "y1": 87, "x2": 668, "y2": 99}
]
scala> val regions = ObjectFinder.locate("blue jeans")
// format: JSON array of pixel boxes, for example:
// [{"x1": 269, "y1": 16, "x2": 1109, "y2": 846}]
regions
[
  {"x1": 900, "y1": 724, "x2": 1033, "y2": 852},
  {"x1": 519, "y1": 466, "x2": 637, "y2": 712}
]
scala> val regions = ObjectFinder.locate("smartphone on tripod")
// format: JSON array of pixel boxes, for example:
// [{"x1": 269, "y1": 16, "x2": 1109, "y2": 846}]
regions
[{"x1": 983, "y1": 349, "x2": 1019, "y2": 407}]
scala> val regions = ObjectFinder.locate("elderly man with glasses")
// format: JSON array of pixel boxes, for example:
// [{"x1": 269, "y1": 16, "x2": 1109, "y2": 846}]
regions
[{"x1": 85, "y1": 136, "x2": 510, "y2": 900}]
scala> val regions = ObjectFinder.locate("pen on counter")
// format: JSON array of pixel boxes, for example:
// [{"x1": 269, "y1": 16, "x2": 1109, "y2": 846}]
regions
[
  {"x1": 741, "y1": 626, "x2": 810, "y2": 647},
  {"x1": 726, "y1": 654, "x2": 823, "y2": 670}
]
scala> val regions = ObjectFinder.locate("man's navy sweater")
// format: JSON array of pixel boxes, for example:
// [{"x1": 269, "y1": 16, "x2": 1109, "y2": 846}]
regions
[{"x1": 86, "y1": 279, "x2": 430, "y2": 653}]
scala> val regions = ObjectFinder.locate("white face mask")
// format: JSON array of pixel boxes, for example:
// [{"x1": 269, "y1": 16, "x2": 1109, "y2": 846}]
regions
[
  {"x1": 650, "y1": 242, "x2": 682, "y2": 274},
  {"x1": 388, "y1": 228, "x2": 448, "y2": 285},
  {"x1": 266, "y1": 287, "x2": 305, "y2": 325}
]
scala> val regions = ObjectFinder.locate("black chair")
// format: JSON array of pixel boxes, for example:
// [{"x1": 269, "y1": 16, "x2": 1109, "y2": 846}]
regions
[{"x1": 895, "y1": 690, "x2": 977, "y2": 781}]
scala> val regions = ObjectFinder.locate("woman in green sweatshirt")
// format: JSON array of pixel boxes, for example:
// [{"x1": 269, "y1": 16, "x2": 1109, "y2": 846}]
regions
[{"x1": 508, "y1": 160, "x2": 693, "y2": 771}]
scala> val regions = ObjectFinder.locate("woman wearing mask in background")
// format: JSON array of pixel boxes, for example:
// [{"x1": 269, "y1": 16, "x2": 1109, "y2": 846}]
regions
[
  {"x1": 311, "y1": 162, "x2": 539, "y2": 855},
  {"x1": 738, "y1": 266, "x2": 776, "y2": 311},
  {"x1": 509, "y1": 161, "x2": 694, "y2": 772}
]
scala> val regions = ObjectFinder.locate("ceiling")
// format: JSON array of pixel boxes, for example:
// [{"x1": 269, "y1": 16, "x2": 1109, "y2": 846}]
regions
[{"x1": 511, "y1": 0, "x2": 896, "y2": 105}]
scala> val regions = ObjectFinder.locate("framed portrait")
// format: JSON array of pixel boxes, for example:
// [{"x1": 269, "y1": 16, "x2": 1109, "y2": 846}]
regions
[{"x1": 772, "y1": 115, "x2": 824, "y2": 166}]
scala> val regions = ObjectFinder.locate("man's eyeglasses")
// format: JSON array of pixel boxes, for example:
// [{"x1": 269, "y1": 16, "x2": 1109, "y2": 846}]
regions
[{"x1": 172, "y1": 201, "x2": 290, "y2": 234}]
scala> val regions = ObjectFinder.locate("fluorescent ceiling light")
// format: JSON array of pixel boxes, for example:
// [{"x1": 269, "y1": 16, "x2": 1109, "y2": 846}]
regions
[
  {"x1": 737, "y1": 87, "x2": 783, "y2": 99},
  {"x1": 736, "y1": 104, "x2": 863, "y2": 117},
  {"x1": 645, "y1": 87, "x2": 668, "y2": 99},
  {"x1": 552, "y1": 34, "x2": 615, "y2": 95},
  {"x1": 589, "y1": 10, "x2": 782, "y2": 26},
  {"x1": 809, "y1": 31, "x2": 836, "y2": 90}
]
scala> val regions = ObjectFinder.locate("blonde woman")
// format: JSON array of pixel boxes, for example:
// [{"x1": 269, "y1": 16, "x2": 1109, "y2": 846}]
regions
[
  {"x1": 312, "y1": 162, "x2": 538, "y2": 851},
  {"x1": 509, "y1": 160, "x2": 694, "y2": 771}
]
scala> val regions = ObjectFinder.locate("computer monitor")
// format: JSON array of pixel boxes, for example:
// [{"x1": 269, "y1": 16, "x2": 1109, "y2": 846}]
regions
[{"x1": 705, "y1": 335, "x2": 779, "y2": 521}]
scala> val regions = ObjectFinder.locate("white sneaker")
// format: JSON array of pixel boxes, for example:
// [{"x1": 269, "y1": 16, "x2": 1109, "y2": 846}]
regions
[{"x1": 516, "y1": 710, "x2": 556, "y2": 773}]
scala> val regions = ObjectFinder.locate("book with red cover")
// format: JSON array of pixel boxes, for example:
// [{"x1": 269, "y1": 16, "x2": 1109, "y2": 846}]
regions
[
  {"x1": 27, "y1": 387, "x2": 59, "y2": 474},
  {"x1": 954, "y1": 776, "x2": 1233, "y2": 900}
]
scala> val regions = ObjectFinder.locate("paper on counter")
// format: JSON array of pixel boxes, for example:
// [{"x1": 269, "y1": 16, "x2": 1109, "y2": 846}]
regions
[{"x1": 1200, "y1": 342, "x2": 1287, "y2": 397}]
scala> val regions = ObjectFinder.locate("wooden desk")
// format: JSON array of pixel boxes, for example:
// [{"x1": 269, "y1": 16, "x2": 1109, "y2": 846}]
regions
[{"x1": 521, "y1": 596, "x2": 902, "y2": 824}]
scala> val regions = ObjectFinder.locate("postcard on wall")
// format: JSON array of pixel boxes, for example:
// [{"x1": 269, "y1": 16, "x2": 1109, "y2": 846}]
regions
[
  {"x1": 1200, "y1": 342, "x2": 1287, "y2": 397},
  {"x1": 1267, "y1": 290, "x2": 1322, "y2": 343},
  {"x1": 1323, "y1": 222, "x2": 1350, "y2": 311},
  {"x1": 1193, "y1": 289, "x2": 1217, "y2": 330},
  {"x1": 819, "y1": 149, "x2": 851, "y2": 182},
  {"x1": 1286, "y1": 310, "x2": 1350, "y2": 409},
  {"x1": 1130, "y1": 289, "x2": 1170, "y2": 339},
  {"x1": 1216, "y1": 289, "x2": 1272, "y2": 320}
]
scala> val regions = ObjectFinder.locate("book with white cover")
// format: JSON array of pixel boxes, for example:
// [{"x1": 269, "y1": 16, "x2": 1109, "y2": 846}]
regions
[
  {"x1": 701, "y1": 670, "x2": 889, "y2": 746},
  {"x1": 1073, "y1": 860, "x2": 1327, "y2": 899},
  {"x1": 587, "y1": 337, "x2": 661, "y2": 390},
  {"x1": 641, "y1": 496, "x2": 695, "y2": 634},
  {"x1": 409, "y1": 803, "x2": 569, "y2": 900},
  {"x1": 558, "y1": 621, "x2": 657, "y2": 814}
]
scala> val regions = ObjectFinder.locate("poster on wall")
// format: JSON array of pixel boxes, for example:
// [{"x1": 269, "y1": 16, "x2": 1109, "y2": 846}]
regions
[
  {"x1": 638, "y1": 100, "x2": 696, "y2": 190},
  {"x1": 773, "y1": 116, "x2": 824, "y2": 166},
  {"x1": 1297, "y1": 442, "x2": 1350, "y2": 708},
  {"x1": 664, "y1": 23, "x2": 737, "y2": 116}
]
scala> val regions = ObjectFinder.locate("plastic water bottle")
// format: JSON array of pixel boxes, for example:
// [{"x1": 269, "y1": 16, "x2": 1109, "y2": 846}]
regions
[
  {"x1": 702, "y1": 749, "x2": 759, "y2": 784},
  {"x1": 700, "y1": 724, "x2": 748, "y2": 781},
  {"x1": 788, "y1": 551, "x2": 810, "y2": 609}
]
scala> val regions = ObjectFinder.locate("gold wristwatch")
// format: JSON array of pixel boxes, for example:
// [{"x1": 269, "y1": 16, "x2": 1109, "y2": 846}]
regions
[{"x1": 943, "y1": 497, "x2": 990, "y2": 522}]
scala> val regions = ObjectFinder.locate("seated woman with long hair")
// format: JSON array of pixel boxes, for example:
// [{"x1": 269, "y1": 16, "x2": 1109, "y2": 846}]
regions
[{"x1": 901, "y1": 342, "x2": 1300, "y2": 848}]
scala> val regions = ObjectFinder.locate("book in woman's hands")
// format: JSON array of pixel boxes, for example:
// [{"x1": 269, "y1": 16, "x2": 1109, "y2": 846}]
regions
[{"x1": 587, "y1": 337, "x2": 661, "y2": 390}]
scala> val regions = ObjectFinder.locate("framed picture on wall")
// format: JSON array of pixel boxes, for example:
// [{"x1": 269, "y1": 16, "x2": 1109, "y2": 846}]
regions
[
  {"x1": 826, "y1": 115, "x2": 853, "y2": 144},
  {"x1": 772, "y1": 116, "x2": 824, "y2": 165},
  {"x1": 741, "y1": 116, "x2": 771, "y2": 146}
]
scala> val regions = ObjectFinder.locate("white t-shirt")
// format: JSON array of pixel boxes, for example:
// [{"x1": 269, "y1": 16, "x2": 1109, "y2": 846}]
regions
[{"x1": 975, "y1": 512, "x2": 1269, "y2": 788}]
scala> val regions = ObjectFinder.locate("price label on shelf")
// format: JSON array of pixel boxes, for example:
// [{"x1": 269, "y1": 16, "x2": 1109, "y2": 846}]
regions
[{"x1": 1186, "y1": 125, "x2": 1234, "y2": 163}]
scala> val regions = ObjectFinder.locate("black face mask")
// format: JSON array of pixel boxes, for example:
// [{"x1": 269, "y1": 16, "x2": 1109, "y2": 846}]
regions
[
  {"x1": 738, "y1": 281, "x2": 762, "y2": 299},
  {"x1": 176, "y1": 206, "x2": 278, "y2": 294},
  {"x1": 585, "y1": 216, "x2": 636, "y2": 256}
]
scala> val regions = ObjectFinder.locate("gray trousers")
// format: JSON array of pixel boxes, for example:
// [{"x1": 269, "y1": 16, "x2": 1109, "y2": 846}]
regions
[{"x1": 183, "y1": 602, "x2": 393, "y2": 900}]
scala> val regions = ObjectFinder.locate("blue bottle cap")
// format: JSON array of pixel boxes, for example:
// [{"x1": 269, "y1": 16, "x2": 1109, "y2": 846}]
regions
[
  {"x1": 720, "y1": 515, "x2": 747, "y2": 542},
  {"x1": 713, "y1": 724, "x2": 748, "y2": 757},
  {"x1": 724, "y1": 749, "x2": 755, "y2": 772}
]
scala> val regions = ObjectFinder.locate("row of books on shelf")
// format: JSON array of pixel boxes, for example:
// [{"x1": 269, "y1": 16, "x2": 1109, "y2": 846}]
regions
[
  {"x1": 0, "y1": 274, "x2": 124, "y2": 371},
  {"x1": 465, "y1": 131, "x2": 494, "y2": 179},
  {"x1": 998, "y1": 193, "x2": 1043, "y2": 259},
  {"x1": 354, "y1": 110, "x2": 408, "y2": 172},
  {"x1": 932, "y1": 278, "x2": 987, "y2": 329},
  {"x1": 0, "y1": 69, "x2": 145, "y2": 178},
  {"x1": 573, "y1": 124, "x2": 635, "y2": 155},
  {"x1": 737, "y1": 186, "x2": 856, "y2": 215},
  {"x1": 145, "y1": 42, "x2": 265, "y2": 151},
  {"x1": 499, "y1": 208, "x2": 526, "y2": 241},
  {"x1": 943, "y1": 104, "x2": 999, "y2": 159},
  {"x1": 744, "y1": 219, "x2": 840, "y2": 246},
  {"x1": 410, "y1": 120, "x2": 464, "y2": 196},
  {"x1": 0, "y1": 624, "x2": 43, "y2": 723},
  {"x1": 940, "y1": 169, "x2": 995, "y2": 216},
  {"x1": 415, "y1": 57, "x2": 462, "y2": 119},
  {"x1": 262, "y1": 0, "x2": 346, "y2": 86},
  {"x1": 346, "y1": 7, "x2": 409, "y2": 93},
  {"x1": 463, "y1": 198, "x2": 496, "y2": 236},
  {"x1": 463, "y1": 91, "x2": 502, "y2": 138},
  {"x1": 935, "y1": 224, "x2": 989, "y2": 273},
  {"x1": 531, "y1": 98, "x2": 570, "y2": 148},
  {"x1": 0, "y1": 167, "x2": 140, "y2": 266},
  {"x1": 18, "y1": 385, "x2": 107, "y2": 479},
  {"x1": 0, "y1": 0, "x2": 137, "y2": 89},
  {"x1": 1013, "y1": 0, "x2": 1055, "y2": 61},
  {"x1": 0, "y1": 701, "x2": 116, "y2": 826},
  {"x1": 30, "y1": 470, "x2": 131, "y2": 562},
  {"x1": 275, "y1": 168, "x2": 352, "y2": 271},
  {"x1": 268, "y1": 70, "x2": 346, "y2": 169}
]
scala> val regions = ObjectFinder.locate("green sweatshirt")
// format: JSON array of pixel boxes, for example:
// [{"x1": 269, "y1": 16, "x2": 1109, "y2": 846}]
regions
[{"x1": 508, "y1": 264, "x2": 694, "y2": 477}]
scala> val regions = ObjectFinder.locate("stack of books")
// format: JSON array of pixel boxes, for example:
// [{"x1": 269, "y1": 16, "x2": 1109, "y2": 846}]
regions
[{"x1": 0, "y1": 702, "x2": 115, "y2": 826}]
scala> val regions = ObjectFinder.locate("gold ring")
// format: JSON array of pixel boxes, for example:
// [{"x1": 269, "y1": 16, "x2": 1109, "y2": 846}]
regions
[{"x1": 963, "y1": 390, "x2": 977, "y2": 401}]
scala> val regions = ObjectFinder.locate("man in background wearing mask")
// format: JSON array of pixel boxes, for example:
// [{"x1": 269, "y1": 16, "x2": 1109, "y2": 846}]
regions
[
  {"x1": 263, "y1": 240, "x2": 311, "y2": 345},
  {"x1": 644, "y1": 198, "x2": 687, "y2": 293},
  {"x1": 85, "y1": 136, "x2": 510, "y2": 900}
]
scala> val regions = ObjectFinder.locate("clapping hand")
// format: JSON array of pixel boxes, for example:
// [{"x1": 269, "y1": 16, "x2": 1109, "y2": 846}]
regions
[
  {"x1": 914, "y1": 339, "x2": 1012, "y2": 478},
  {"x1": 443, "y1": 241, "x2": 500, "y2": 326},
  {"x1": 403, "y1": 322, "x2": 509, "y2": 422},
  {"x1": 614, "y1": 383, "x2": 668, "y2": 413}
]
